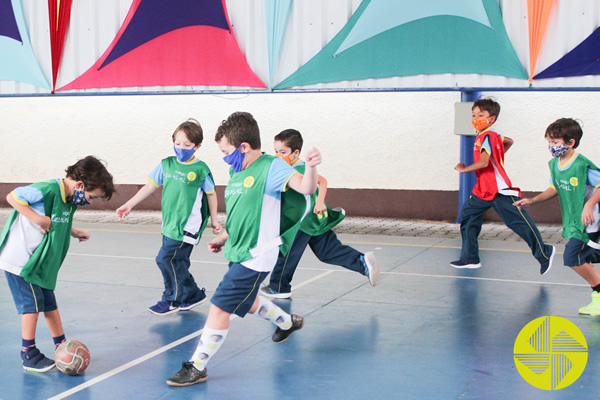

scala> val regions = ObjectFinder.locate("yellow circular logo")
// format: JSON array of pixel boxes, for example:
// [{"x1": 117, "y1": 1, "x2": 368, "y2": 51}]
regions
[
  {"x1": 243, "y1": 176, "x2": 255, "y2": 188},
  {"x1": 570, "y1": 176, "x2": 579, "y2": 186},
  {"x1": 187, "y1": 172, "x2": 197, "y2": 181},
  {"x1": 514, "y1": 316, "x2": 587, "y2": 390}
]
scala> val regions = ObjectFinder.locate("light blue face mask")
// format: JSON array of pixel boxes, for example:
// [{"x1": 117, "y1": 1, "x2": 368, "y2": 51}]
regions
[
  {"x1": 174, "y1": 147, "x2": 196, "y2": 162},
  {"x1": 71, "y1": 185, "x2": 90, "y2": 206},
  {"x1": 223, "y1": 146, "x2": 246, "y2": 173}
]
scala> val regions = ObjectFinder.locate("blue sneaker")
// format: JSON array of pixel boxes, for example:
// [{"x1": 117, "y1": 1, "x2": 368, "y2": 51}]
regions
[
  {"x1": 148, "y1": 300, "x2": 179, "y2": 316},
  {"x1": 21, "y1": 347, "x2": 55, "y2": 372},
  {"x1": 259, "y1": 285, "x2": 291, "y2": 299},
  {"x1": 362, "y1": 252, "x2": 380, "y2": 286},
  {"x1": 180, "y1": 288, "x2": 207, "y2": 311}
]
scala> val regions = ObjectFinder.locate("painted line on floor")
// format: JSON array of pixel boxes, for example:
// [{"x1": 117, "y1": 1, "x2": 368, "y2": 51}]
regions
[
  {"x1": 67, "y1": 252, "x2": 229, "y2": 265},
  {"x1": 48, "y1": 269, "x2": 333, "y2": 400}
]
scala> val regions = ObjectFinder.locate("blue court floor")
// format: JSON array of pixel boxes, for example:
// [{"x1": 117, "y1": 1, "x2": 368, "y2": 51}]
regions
[{"x1": 0, "y1": 220, "x2": 598, "y2": 400}]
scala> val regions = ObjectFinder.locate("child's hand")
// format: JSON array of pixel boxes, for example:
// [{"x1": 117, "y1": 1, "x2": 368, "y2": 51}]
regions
[
  {"x1": 513, "y1": 198, "x2": 532, "y2": 210},
  {"x1": 116, "y1": 205, "x2": 131, "y2": 221},
  {"x1": 212, "y1": 221, "x2": 223, "y2": 235},
  {"x1": 304, "y1": 147, "x2": 322, "y2": 167},
  {"x1": 582, "y1": 203, "x2": 595, "y2": 226},
  {"x1": 454, "y1": 163, "x2": 466, "y2": 173},
  {"x1": 71, "y1": 229, "x2": 90, "y2": 242},
  {"x1": 37, "y1": 216, "x2": 51, "y2": 234},
  {"x1": 208, "y1": 235, "x2": 226, "y2": 253},
  {"x1": 313, "y1": 201, "x2": 327, "y2": 215}
]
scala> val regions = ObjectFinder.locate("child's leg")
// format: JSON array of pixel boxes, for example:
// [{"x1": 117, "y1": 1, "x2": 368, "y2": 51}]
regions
[
  {"x1": 457, "y1": 195, "x2": 489, "y2": 263},
  {"x1": 154, "y1": 236, "x2": 200, "y2": 306},
  {"x1": 22, "y1": 313, "x2": 39, "y2": 341},
  {"x1": 44, "y1": 309, "x2": 66, "y2": 348},
  {"x1": 309, "y1": 230, "x2": 364, "y2": 273},
  {"x1": 268, "y1": 231, "x2": 311, "y2": 294},
  {"x1": 572, "y1": 262, "x2": 600, "y2": 287},
  {"x1": 493, "y1": 195, "x2": 554, "y2": 265}
]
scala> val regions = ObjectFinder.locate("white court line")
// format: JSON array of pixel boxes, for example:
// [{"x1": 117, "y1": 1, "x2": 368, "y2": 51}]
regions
[
  {"x1": 68, "y1": 253, "x2": 228, "y2": 265},
  {"x1": 48, "y1": 271, "x2": 333, "y2": 399}
]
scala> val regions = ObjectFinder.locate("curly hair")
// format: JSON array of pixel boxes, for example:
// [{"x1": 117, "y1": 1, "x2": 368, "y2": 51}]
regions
[{"x1": 65, "y1": 156, "x2": 115, "y2": 200}]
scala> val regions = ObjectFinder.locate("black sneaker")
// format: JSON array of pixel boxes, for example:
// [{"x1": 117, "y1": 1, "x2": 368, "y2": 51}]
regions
[
  {"x1": 540, "y1": 245, "x2": 556, "y2": 275},
  {"x1": 21, "y1": 347, "x2": 55, "y2": 372},
  {"x1": 272, "y1": 314, "x2": 304, "y2": 344},
  {"x1": 180, "y1": 288, "x2": 207, "y2": 311},
  {"x1": 166, "y1": 362, "x2": 208, "y2": 387},
  {"x1": 450, "y1": 260, "x2": 481, "y2": 269}
]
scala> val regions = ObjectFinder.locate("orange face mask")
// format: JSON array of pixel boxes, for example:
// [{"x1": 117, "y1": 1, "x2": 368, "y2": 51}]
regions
[
  {"x1": 276, "y1": 154, "x2": 294, "y2": 165},
  {"x1": 472, "y1": 117, "x2": 490, "y2": 132}
]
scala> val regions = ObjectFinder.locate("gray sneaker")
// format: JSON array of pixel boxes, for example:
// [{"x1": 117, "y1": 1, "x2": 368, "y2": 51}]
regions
[
  {"x1": 363, "y1": 252, "x2": 381, "y2": 286},
  {"x1": 21, "y1": 347, "x2": 55, "y2": 373}
]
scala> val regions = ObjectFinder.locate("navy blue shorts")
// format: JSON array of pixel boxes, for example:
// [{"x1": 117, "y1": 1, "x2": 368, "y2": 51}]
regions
[
  {"x1": 211, "y1": 262, "x2": 269, "y2": 317},
  {"x1": 5, "y1": 271, "x2": 57, "y2": 314},
  {"x1": 563, "y1": 237, "x2": 599, "y2": 267}
]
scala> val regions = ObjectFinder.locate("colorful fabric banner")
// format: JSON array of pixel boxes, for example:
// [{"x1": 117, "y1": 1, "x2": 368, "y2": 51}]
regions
[
  {"x1": 48, "y1": 0, "x2": 73, "y2": 92},
  {"x1": 527, "y1": 0, "x2": 554, "y2": 81},
  {"x1": 59, "y1": 0, "x2": 265, "y2": 91},
  {"x1": 0, "y1": 0, "x2": 21, "y2": 42},
  {"x1": 265, "y1": 0, "x2": 293, "y2": 87},
  {"x1": 275, "y1": 0, "x2": 527, "y2": 89},
  {"x1": 0, "y1": 0, "x2": 50, "y2": 89},
  {"x1": 534, "y1": 27, "x2": 600, "y2": 80}
]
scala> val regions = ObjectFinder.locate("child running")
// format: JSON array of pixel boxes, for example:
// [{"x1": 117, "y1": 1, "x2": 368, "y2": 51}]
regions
[
  {"x1": 260, "y1": 128, "x2": 380, "y2": 299},
  {"x1": 116, "y1": 119, "x2": 221, "y2": 315},
  {"x1": 453, "y1": 97, "x2": 555, "y2": 274},
  {"x1": 166, "y1": 112, "x2": 321, "y2": 386},
  {"x1": 514, "y1": 118, "x2": 600, "y2": 316}
]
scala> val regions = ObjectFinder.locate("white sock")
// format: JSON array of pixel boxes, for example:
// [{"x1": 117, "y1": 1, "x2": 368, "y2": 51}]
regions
[
  {"x1": 190, "y1": 327, "x2": 228, "y2": 371},
  {"x1": 253, "y1": 296, "x2": 292, "y2": 330}
]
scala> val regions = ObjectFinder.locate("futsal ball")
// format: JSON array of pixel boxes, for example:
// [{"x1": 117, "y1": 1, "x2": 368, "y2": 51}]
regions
[{"x1": 55, "y1": 340, "x2": 91, "y2": 375}]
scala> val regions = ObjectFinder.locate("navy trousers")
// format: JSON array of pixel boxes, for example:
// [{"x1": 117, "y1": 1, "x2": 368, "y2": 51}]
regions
[
  {"x1": 458, "y1": 194, "x2": 553, "y2": 265},
  {"x1": 155, "y1": 235, "x2": 203, "y2": 306},
  {"x1": 269, "y1": 229, "x2": 365, "y2": 294}
]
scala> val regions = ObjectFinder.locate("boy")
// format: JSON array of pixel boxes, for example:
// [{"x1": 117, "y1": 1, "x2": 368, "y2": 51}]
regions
[
  {"x1": 0, "y1": 156, "x2": 115, "y2": 372},
  {"x1": 260, "y1": 128, "x2": 380, "y2": 299},
  {"x1": 117, "y1": 119, "x2": 221, "y2": 315},
  {"x1": 166, "y1": 112, "x2": 321, "y2": 386},
  {"x1": 514, "y1": 118, "x2": 600, "y2": 316},
  {"x1": 453, "y1": 97, "x2": 555, "y2": 274}
]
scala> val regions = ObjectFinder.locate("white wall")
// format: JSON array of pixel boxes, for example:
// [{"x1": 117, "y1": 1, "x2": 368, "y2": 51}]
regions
[{"x1": 2, "y1": 91, "x2": 600, "y2": 192}]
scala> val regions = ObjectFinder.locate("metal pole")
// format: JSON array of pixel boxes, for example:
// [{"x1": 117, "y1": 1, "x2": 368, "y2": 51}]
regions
[{"x1": 456, "y1": 90, "x2": 480, "y2": 222}]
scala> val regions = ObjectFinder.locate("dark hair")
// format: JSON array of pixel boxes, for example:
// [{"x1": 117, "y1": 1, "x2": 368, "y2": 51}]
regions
[
  {"x1": 65, "y1": 156, "x2": 115, "y2": 200},
  {"x1": 172, "y1": 118, "x2": 203, "y2": 146},
  {"x1": 545, "y1": 118, "x2": 583, "y2": 148},
  {"x1": 214, "y1": 112, "x2": 261, "y2": 149},
  {"x1": 274, "y1": 129, "x2": 303, "y2": 152},
  {"x1": 472, "y1": 97, "x2": 500, "y2": 121}
]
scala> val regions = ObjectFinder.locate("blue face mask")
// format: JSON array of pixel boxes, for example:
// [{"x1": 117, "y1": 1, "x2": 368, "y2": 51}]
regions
[
  {"x1": 174, "y1": 147, "x2": 196, "y2": 162},
  {"x1": 72, "y1": 186, "x2": 90, "y2": 206},
  {"x1": 223, "y1": 146, "x2": 246, "y2": 173},
  {"x1": 549, "y1": 144, "x2": 569, "y2": 158}
]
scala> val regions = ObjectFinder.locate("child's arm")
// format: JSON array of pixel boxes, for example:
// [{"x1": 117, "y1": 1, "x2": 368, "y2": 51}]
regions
[
  {"x1": 206, "y1": 191, "x2": 222, "y2": 234},
  {"x1": 208, "y1": 230, "x2": 228, "y2": 253},
  {"x1": 582, "y1": 188, "x2": 600, "y2": 226},
  {"x1": 6, "y1": 193, "x2": 51, "y2": 233},
  {"x1": 454, "y1": 152, "x2": 490, "y2": 173},
  {"x1": 287, "y1": 148, "x2": 322, "y2": 195},
  {"x1": 116, "y1": 183, "x2": 157, "y2": 221},
  {"x1": 513, "y1": 187, "x2": 558, "y2": 210},
  {"x1": 71, "y1": 228, "x2": 90, "y2": 242},
  {"x1": 503, "y1": 136, "x2": 514, "y2": 153},
  {"x1": 314, "y1": 174, "x2": 328, "y2": 214}
]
